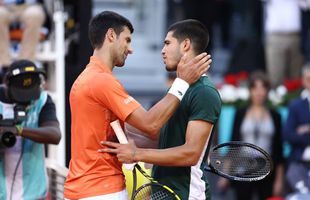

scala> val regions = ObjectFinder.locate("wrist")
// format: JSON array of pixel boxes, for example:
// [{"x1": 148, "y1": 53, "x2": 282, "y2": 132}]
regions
[
  {"x1": 15, "y1": 124, "x2": 23, "y2": 136},
  {"x1": 168, "y1": 78, "x2": 189, "y2": 101},
  {"x1": 133, "y1": 148, "x2": 140, "y2": 162}
]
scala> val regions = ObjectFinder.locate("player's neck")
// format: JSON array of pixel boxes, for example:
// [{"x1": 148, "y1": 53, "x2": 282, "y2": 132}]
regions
[
  {"x1": 93, "y1": 48, "x2": 114, "y2": 71},
  {"x1": 184, "y1": 51, "x2": 195, "y2": 60}
]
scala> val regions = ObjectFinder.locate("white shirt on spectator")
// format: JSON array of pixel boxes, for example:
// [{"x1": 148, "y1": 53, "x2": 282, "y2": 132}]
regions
[
  {"x1": 299, "y1": 0, "x2": 310, "y2": 10},
  {"x1": 264, "y1": 0, "x2": 301, "y2": 33}
]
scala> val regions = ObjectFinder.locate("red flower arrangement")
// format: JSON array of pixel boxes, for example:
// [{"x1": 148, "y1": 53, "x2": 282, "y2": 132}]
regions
[{"x1": 219, "y1": 72, "x2": 303, "y2": 107}]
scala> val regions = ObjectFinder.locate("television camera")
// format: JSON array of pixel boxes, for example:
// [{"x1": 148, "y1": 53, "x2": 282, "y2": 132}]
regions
[{"x1": 0, "y1": 105, "x2": 26, "y2": 148}]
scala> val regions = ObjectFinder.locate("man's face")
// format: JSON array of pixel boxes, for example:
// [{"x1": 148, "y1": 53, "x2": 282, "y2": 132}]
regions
[
  {"x1": 161, "y1": 31, "x2": 182, "y2": 71},
  {"x1": 113, "y1": 27, "x2": 133, "y2": 67},
  {"x1": 303, "y1": 68, "x2": 310, "y2": 92}
]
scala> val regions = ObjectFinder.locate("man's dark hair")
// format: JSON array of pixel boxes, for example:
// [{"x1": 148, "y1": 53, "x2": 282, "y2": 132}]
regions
[
  {"x1": 88, "y1": 11, "x2": 134, "y2": 49},
  {"x1": 168, "y1": 19, "x2": 209, "y2": 54}
]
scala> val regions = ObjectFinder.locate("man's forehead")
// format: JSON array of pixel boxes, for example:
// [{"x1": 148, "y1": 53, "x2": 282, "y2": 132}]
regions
[
  {"x1": 165, "y1": 31, "x2": 176, "y2": 40},
  {"x1": 121, "y1": 27, "x2": 131, "y2": 34}
]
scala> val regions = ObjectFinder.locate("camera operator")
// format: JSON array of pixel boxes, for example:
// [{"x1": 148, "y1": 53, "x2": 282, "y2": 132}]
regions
[{"x1": 0, "y1": 59, "x2": 61, "y2": 200}]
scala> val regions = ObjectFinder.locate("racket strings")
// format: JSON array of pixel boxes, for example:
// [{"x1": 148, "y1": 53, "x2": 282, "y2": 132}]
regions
[
  {"x1": 209, "y1": 145, "x2": 271, "y2": 179},
  {"x1": 134, "y1": 184, "x2": 177, "y2": 200}
]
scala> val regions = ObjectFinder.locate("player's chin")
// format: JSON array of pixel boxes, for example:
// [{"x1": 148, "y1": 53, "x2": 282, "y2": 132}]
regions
[
  {"x1": 115, "y1": 61, "x2": 125, "y2": 67},
  {"x1": 165, "y1": 65, "x2": 176, "y2": 72}
]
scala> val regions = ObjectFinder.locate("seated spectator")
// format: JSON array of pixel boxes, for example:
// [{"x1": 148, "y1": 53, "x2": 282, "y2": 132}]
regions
[
  {"x1": 218, "y1": 71, "x2": 285, "y2": 199},
  {"x1": 283, "y1": 64, "x2": 310, "y2": 195},
  {"x1": 0, "y1": 0, "x2": 45, "y2": 70}
]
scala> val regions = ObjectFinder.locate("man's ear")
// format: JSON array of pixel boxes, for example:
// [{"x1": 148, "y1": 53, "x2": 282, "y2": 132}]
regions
[
  {"x1": 106, "y1": 28, "x2": 116, "y2": 42},
  {"x1": 182, "y1": 38, "x2": 191, "y2": 52}
]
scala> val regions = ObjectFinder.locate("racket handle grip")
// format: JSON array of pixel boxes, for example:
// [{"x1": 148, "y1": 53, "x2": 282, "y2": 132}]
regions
[
  {"x1": 124, "y1": 163, "x2": 135, "y2": 170},
  {"x1": 110, "y1": 120, "x2": 136, "y2": 171},
  {"x1": 110, "y1": 120, "x2": 128, "y2": 144}
]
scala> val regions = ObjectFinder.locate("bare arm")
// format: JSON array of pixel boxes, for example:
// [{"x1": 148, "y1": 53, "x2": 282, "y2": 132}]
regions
[
  {"x1": 101, "y1": 120, "x2": 213, "y2": 166},
  {"x1": 2, "y1": 121, "x2": 61, "y2": 144},
  {"x1": 126, "y1": 94, "x2": 180, "y2": 139},
  {"x1": 126, "y1": 53, "x2": 212, "y2": 138},
  {"x1": 273, "y1": 164, "x2": 284, "y2": 196},
  {"x1": 125, "y1": 123, "x2": 158, "y2": 148}
]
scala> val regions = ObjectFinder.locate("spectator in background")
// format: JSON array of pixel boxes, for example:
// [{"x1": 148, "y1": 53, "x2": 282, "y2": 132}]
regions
[
  {"x1": 0, "y1": 0, "x2": 45, "y2": 70},
  {"x1": 263, "y1": 0, "x2": 303, "y2": 87},
  {"x1": 283, "y1": 64, "x2": 310, "y2": 194},
  {"x1": 214, "y1": 0, "x2": 232, "y2": 49},
  {"x1": 218, "y1": 71, "x2": 284, "y2": 199},
  {"x1": 299, "y1": 0, "x2": 310, "y2": 63},
  {"x1": 0, "y1": 59, "x2": 61, "y2": 199},
  {"x1": 181, "y1": 0, "x2": 217, "y2": 52},
  {"x1": 166, "y1": 0, "x2": 184, "y2": 30}
]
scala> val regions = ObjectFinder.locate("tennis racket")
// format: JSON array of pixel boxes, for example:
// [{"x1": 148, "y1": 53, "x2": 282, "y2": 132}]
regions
[
  {"x1": 204, "y1": 141, "x2": 273, "y2": 182},
  {"x1": 110, "y1": 120, "x2": 181, "y2": 200}
]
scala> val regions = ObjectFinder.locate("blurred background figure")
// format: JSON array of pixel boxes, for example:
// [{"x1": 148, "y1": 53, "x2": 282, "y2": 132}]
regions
[
  {"x1": 217, "y1": 71, "x2": 284, "y2": 200},
  {"x1": 181, "y1": 0, "x2": 217, "y2": 53},
  {"x1": 0, "y1": 0, "x2": 46, "y2": 70},
  {"x1": 283, "y1": 64, "x2": 310, "y2": 197},
  {"x1": 263, "y1": 0, "x2": 304, "y2": 87},
  {"x1": 299, "y1": 0, "x2": 310, "y2": 63}
]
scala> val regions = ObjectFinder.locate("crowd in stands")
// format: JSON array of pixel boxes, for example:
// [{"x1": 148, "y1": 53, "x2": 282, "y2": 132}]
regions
[{"x1": 0, "y1": 0, "x2": 46, "y2": 78}]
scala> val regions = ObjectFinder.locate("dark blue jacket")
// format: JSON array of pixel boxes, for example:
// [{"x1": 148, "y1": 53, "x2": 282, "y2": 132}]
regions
[{"x1": 283, "y1": 97, "x2": 310, "y2": 162}]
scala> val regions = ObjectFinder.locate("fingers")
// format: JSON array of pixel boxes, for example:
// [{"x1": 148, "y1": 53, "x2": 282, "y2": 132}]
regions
[
  {"x1": 196, "y1": 55, "x2": 211, "y2": 68},
  {"x1": 98, "y1": 141, "x2": 120, "y2": 153},
  {"x1": 188, "y1": 53, "x2": 211, "y2": 74},
  {"x1": 100, "y1": 141, "x2": 120, "y2": 148},
  {"x1": 98, "y1": 148, "x2": 118, "y2": 154},
  {"x1": 188, "y1": 52, "x2": 208, "y2": 65},
  {"x1": 195, "y1": 55, "x2": 212, "y2": 75}
]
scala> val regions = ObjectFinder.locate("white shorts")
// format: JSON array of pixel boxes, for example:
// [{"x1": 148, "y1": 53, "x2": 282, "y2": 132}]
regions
[{"x1": 65, "y1": 189, "x2": 128, "y2": 200}]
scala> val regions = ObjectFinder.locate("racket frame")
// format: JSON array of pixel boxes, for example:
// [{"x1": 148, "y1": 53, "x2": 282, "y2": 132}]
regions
[
  {"x1": 205, "y1": 141, "x2": 273, "y2": 182},
  {"x1": 131, "y1": 164, "x2": 181, "y2": 200}
]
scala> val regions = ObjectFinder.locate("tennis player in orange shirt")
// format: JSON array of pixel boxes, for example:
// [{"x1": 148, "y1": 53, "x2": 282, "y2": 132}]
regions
[{"x1": 64, "y1": 10, "x2": 212, "y2": 200}]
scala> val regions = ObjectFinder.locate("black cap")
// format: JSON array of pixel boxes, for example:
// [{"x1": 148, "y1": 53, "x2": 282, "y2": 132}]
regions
[
  {"x1": 6, "y1": 59, "x2": 46, "y2": 79},
  {"x1": 6, "y1": 60, "x2": 45, "y2": 104}
]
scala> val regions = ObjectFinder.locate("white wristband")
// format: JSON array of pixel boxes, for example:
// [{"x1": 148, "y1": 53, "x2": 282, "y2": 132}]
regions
[{"x1": 168, "y1": 78, "x2": 189, "y2": 101}]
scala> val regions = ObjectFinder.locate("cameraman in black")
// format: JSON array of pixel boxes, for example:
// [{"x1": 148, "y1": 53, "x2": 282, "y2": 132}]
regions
[{"x1": 0, "y1": 59, "x2": 61, "y2": 200}]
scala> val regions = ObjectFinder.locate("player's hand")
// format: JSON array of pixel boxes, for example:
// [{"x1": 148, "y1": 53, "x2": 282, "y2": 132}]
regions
[
  {"x1": 99, "y1": 139, "x2": 138, "y2": 163},
  {"x1": 176, "y1": 52, "x2": 212, "y2": 85}
]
